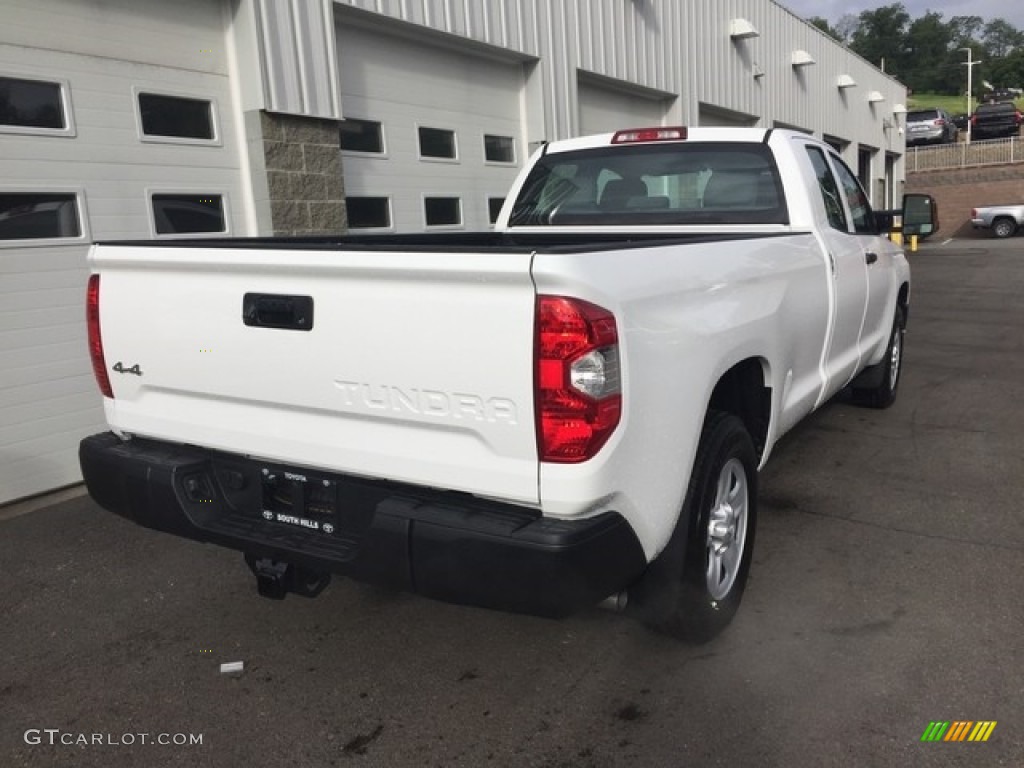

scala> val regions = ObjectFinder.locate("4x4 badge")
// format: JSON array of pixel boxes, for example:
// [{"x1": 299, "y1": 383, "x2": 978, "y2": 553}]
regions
[{"x1": 112, "y1": 362, "x2": 143, "y2": 376}]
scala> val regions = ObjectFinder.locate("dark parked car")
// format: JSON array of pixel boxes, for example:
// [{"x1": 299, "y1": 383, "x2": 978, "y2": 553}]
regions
[
  {"x1": 970, "y1": 102, "x2": 1022, "y2": 140},
  {"x1": 906, "y1": 108, "x2": 959, "y2": 146}
]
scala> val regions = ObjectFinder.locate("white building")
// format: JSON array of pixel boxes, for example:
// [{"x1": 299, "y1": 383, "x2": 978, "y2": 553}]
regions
[{"x1": 0, "y1": 0, "x2": 909, "y2": 504}]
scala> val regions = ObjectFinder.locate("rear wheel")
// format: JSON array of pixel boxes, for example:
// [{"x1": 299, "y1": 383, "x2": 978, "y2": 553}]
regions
[
  {"x1": 630, "y1": 411, "x2": 757, "y2": 643},
  {"x1": 992, "y1": 218, "x2": 1017, "y2": 239}
]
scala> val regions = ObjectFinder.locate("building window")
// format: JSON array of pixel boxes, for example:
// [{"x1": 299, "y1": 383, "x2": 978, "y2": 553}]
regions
[
  {"x1": 488, "y1": 197, "x2": 505, "y2": 224},
  {"x1": 484, "y1": 135, "x2": 516, "y2": 164},
  {"x1": 152, "y1": 194, "x2": 226, "y2": 235},
  {"x1": 424, "y1": 197, "x2": 462, "y2": 227},
  {"x1": 339, "y1": 118, "x2": 384, "y2": 154},
  {"x1": 137, "y1": 92, "x2": 216, "y2": 141},
  {"x1": 346, "y1": 197, "x2": 391, "y2": 229},
  {"x1": 0, "y1": 193, "x2": 81, "y2": 240},
  {"x1": 0, "y1": 76, "x2": 74, "y2": 136},
  {"x1": 418, "y1": 127, "x2": 457, "y2": 160}
]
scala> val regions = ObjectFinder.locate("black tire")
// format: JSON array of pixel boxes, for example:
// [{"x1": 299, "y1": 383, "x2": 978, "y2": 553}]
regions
[
  {"x1": 629, "y1": 411, "x2": 757, "y2": 643},
  {"x1": 992, "y1": 218, "x2": 1017, "y2": 239},
  {"x1": 852, "y1": 306, "x2": 904, "y2": 409}
]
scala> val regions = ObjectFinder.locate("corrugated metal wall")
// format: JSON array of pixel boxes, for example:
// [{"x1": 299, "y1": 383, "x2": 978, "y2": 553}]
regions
[
  {"x1": 246, "y1": 0, "x2": 910, "y2": 199},
  {"x1": 253, "y1": 0, "x2": 342, "y2": 118},
  {"x1": 323, "y1": 0, "x2": 907, "y2": 158},
  {"x1": 334, "y1": 0, "x2": 680, "y2": 90}
]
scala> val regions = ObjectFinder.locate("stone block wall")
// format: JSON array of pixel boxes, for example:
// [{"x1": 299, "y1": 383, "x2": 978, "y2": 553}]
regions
[
  {"x1": 906, "y1": 163, "x2": 1024, "y2": 238},
  {"x1": 260, "y1": 112, "x2": 346, "y2": 236}
]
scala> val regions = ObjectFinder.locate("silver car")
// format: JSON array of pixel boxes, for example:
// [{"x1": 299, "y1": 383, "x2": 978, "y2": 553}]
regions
[{"x1": 906, "y1": 108, "x2": 959, "y2": 146}]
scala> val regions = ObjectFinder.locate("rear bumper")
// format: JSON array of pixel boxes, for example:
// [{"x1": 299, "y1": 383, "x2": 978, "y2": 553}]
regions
[
  {"x1": 79, "y1": 432, "x2": 646, "y2": 617},
  {"x1": 971, "y1": 126, "x2": 1019, "y2": 139}
]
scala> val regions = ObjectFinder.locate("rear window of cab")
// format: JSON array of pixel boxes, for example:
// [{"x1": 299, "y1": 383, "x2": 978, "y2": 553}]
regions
[{"x1": 507, "y1": 142, "x2": 788, "y2": 227}]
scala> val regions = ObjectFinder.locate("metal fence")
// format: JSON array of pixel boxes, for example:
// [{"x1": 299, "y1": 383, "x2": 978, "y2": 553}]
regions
[{"x1": 906, "y1": 136, "x2": 1022, "y2": 172}]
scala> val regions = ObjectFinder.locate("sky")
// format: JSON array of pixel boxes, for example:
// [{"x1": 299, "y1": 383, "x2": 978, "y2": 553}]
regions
[{"x1": 777, "y1": 1, "x2": 1024, "y2": 32}]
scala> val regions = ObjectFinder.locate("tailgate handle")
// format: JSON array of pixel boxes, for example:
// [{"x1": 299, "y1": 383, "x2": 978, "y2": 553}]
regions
[{"x1": 243, "y1": 293, "x2": 314, "y2": 331}]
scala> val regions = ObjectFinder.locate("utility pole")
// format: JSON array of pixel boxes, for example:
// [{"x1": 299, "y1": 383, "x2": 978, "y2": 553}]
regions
[{"x1": 960, "y1": 47, "x2": 983, "y2": 143}]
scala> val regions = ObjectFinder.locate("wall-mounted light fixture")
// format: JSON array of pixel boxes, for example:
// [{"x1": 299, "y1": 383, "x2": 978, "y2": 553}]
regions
[
  {"x1": 791, "y1": 50, "x2": 816, "y2": 67},
  {"x1": 867, "y1": 90, "x2": 886, "y2": 103},
  {"x1": 836, "y1": 74, "x2": 857, "y2": 89},
  {"x1": 729, "y1": 18, "x2": 760, "y2": 40},
  {"x1": 891, "y1": 104, "x2": 907, "y2": 135}
]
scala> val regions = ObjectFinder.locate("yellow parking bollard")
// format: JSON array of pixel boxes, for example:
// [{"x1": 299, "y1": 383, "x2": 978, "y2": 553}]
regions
[
  {"x1": 891, "y1": 232, "x2": 903, "y2": 246},
  {"x1": 910, "y1": 234, "x2": 918, "y2": 252}
]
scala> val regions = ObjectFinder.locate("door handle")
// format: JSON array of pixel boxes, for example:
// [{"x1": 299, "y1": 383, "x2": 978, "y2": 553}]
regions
[
  {"x1": 243, "y1": 293, "x2": 314, "y2": 331},
  {"x1": 865, "y1": 251, "x2": 878, "y2": 265}
]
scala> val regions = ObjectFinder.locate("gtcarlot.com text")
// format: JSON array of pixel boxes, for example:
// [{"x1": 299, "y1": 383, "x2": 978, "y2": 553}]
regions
[{"x1": 24, "y1": 729, "x2": 203, "y2": 747}]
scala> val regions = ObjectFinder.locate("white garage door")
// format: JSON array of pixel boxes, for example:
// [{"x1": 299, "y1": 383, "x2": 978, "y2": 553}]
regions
[
  {"x1": 336, "y1": 18, "x2": 525, "y2": 232},
  {"x1": 578, "y1": 77, "x2": 668, "y2": 136},
  {"x1": 0, "y1": 0, "x2": 246, "y2": 504},
  {"x1": 698, "y1": 103, "x2": 758, "y2": 128}
]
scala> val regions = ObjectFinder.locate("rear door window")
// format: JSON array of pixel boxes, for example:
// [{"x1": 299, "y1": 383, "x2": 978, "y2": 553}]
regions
[
  {"x1": 805, "y1": 147, "x2": 847, "y2": 232},
  {"x1": 830, "y1": 157, "x2": 877, "y2": 235}
]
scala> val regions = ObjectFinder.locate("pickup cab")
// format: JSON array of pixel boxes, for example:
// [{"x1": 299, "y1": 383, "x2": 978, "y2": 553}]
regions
[
  {"x1": 79, "y1": 128, "x2": 935, "y2": 641},
  {"x1": 971, "y1": 204, "x2": 1024, "y2": 238}
]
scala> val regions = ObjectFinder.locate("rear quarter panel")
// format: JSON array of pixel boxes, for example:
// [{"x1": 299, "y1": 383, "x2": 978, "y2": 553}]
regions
[{"x1": 532, "y1": 234, "x2": 829, "y2": 558}]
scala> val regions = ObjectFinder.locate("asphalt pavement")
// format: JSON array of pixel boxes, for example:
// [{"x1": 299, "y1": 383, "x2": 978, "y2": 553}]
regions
[{"x1": 2, "y1": 236, "x2": 1023, "y2": 767}]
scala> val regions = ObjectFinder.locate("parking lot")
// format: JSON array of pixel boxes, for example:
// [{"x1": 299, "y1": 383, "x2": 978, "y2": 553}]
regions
[{"x1": 2, "y1": 237, "x2": 1023, "y2": 768}]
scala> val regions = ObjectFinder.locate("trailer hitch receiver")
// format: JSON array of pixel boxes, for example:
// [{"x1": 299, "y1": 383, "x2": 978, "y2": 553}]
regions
[{"x1": 244, "y1": 555, "x2": 331, "y2": 599}]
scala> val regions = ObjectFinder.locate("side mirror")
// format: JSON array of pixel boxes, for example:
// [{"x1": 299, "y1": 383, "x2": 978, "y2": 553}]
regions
[{"x1": 902, "y1": 193, "x2": 938, "y2": 238}]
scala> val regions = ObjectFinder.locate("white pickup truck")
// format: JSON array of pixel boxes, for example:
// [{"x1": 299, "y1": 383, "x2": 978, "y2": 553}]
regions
[{"x1": 80, "y1": 127, "x2": 934, "y2": 641}]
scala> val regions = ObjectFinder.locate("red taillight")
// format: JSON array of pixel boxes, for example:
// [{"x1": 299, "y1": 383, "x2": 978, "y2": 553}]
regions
[
  {"x1": 971, "y1": 115, "x2": 978, "y2": 125},
  {"x1": 535, "y1": 296, "x2": 621, "y2": 462},
  {"x1": 935, "y1": 119, "x2": 945, "y2": 126},
  {"x1": 87, "y1": 274, "x2": 113, "y2": 398},
  {"x1": 971, "y1": 208, "x2": 978, "y2": 218},
  {"x1": 612, "y1": 126, "x2": 687, "y2": 144}
]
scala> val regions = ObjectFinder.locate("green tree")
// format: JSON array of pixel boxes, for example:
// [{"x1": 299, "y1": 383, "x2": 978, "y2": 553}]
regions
[
  {"x1": 904, "y1": 12, "x2": 953, "y2": 92},
  {"x1": 805, "y1": 9, "x2": 1023, "y2": 98},
  {"x1": 989, "y1": 48, "x2": 1024, "y2": 90},
  {"x1": 835, "y1": 14, "x2": 860, "y2": 44},
  {"x1": 948, "y1": 16, "x2": 984, "y2": 47},
  {"x1": 982, "y1": 19, "x2": 1024, "y2": 59},
  {"x1": 809, "y1": 16, "x2": 842, "y2": 42},
  {"x1": 850, "y1": 4, "x2": 911, "y2": 76}
]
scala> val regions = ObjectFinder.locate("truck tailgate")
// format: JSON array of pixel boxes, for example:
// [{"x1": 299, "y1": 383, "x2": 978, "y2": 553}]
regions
[{"x1": 91, "y1": 244, "x2": 540, "y2": 505}]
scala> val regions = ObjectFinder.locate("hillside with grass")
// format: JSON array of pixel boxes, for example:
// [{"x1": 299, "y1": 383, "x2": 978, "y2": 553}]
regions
[{"x1": 908, "y1": 92, "x2": 1023, "y2": 116}]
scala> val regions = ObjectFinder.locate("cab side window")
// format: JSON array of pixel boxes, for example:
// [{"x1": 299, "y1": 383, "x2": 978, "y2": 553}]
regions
[
  {"x1": 830, "y1": 157, "x2": 876, "y2": 235},
  {"x1": 806, "y1": 147, "x2": 847, "y2": 232}
]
